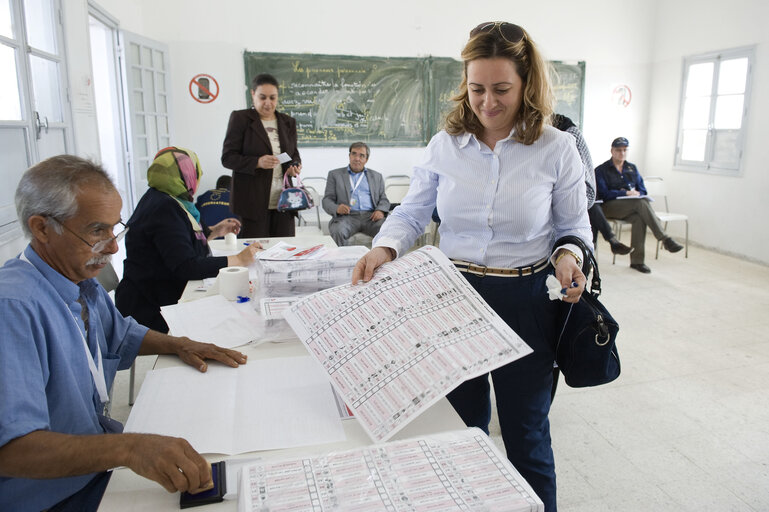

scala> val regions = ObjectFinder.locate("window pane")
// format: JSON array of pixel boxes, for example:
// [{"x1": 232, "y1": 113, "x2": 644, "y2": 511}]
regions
[
  {"x1": 685, "y1": 62, "x2": 714, "y2": 97},
  {"x1": 23, "y1": 0, "x2": 56, "y2": 54},
  {"x1": 681, "y1": 129, "x2": 707, "y2": 161},
  {"x1": 154, "y1": 49, "x2": 164, "y2": 71},
  {"x1": 714, "y1": 94, "x2": 744, "y2": 129},
  {"x1": 29, "y1": 54, "x2": 62, "y2": 122},
  {"x1": 718, "y1": 58, "x2": 747, "y2": 94},
  {"x1": 134, "y1": 114, "x2": 146, "y2": 135},
  {"x1": 129, "y1": 42, "x2": 140, "y2": 63},
  {"x1": 0, "y1": 127, "x2": 29, "y2": 228},
  {"x1": 141, "y1": 45, "x2": 152, "y2": 67},
  {"x1": 682, "y1": 96, "x2": 710, "y2": 129},
  {"x1": 711, "y1": 129, "x2": 740, "y2": 168},
  {"x1": 143, "y1": 70, "x2": 155, "y2": 111},
  {"x1": 0, "y1": 0, "x2": 13, "y2": 38},
  {"x1": 0, "y1": 44, "x2": 22, "y2": 120},
  {"x1": 132, "y1": 66, "x2": 142, "y2": 88}
]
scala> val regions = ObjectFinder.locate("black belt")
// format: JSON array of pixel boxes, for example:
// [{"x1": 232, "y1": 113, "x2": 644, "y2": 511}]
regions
[{"x1": 451, "y1": 257, "x2": 550, "y2": 277}]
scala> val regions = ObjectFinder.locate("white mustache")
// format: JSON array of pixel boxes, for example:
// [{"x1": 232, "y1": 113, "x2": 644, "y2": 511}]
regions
[{"x1": 86, "y1": 254, "x2": 112, "y2": 266}]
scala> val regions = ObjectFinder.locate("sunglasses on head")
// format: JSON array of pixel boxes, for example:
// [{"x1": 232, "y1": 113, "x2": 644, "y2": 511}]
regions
[{"x1": 469, "y1": 21, "x2": 525, "y2": 43}]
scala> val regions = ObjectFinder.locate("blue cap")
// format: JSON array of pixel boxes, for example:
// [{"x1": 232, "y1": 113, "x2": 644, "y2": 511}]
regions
[{"x1": 612, "y1": 137, "x2": 629, "y2": 147}]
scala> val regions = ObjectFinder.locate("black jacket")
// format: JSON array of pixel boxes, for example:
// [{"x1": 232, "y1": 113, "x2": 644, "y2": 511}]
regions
[{"x1": 116, "y1": 188, "x2": 227, "y2": 332}]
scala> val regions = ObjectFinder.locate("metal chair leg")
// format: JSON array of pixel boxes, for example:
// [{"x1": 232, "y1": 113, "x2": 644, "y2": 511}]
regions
[{"x1": 128, "y1": 361, "x2": 136, "y2": 406}]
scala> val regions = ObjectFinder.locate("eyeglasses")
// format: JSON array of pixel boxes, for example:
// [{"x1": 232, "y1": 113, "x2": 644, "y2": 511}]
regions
[
  {"x1": 51, "y1": 217, "x2": 128, "y2": 253},
  {"x1": 469, "y1": 21, "x2": 525, "y2": 44}
]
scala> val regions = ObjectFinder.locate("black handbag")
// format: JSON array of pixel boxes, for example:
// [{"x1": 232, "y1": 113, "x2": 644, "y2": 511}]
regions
[{"x1": 554, "y1": 237, "x2": 620, "y2": 388}]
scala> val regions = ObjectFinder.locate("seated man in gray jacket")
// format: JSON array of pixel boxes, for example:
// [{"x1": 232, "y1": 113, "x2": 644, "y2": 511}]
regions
[{"x1": 322, "y1": 142, "x2": 390, "y2": 246}]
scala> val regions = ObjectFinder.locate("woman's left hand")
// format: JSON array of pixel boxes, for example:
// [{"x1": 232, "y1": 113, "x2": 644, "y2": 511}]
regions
[
  {"x1": 210, "y1": 218, "x2": 241, "y2": 239},
  {"x1": 287, "y1": 163, "x2": 302, "y2": 177},
  {"x1": 554, "y1": 250, "x2": 586, "y2": 303}
]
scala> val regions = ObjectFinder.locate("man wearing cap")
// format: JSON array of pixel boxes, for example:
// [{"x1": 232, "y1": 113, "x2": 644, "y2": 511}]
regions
[{"x1": 595, "y1": 137, "x2": 683, "y2": 273}]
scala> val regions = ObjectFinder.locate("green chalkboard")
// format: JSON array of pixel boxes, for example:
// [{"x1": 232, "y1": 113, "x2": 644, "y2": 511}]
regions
[{"x1": 244, "y1": 52, "x2": 584, "y2": 146}]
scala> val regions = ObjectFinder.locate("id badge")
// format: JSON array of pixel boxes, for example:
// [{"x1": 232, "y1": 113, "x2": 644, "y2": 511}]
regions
[{"x1": 350, "y1": 198, "x2": 357, "y2": 206}]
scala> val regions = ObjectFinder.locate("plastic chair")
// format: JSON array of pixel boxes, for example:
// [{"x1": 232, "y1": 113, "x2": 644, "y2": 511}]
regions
[
  {"x1": 384, "y1": 174, "x2": 411, "y2": 187},
  {"x1": 384, "y1": 183, "x2": 410, "y2": 208},
  {"x1": 644, "y1": 176, "x2": 689, "y2": 258}
]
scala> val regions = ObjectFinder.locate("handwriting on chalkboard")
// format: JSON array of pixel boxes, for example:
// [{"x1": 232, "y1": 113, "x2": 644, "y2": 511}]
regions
[{"x1": 244, "y1": 52, "x2": 584, "y2": 146}]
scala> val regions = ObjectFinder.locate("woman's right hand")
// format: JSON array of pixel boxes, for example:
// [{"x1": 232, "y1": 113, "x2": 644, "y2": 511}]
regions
[
  {"x1": 352, "y1": 247, "x2": 395, "y2": 284},
  {"x1": 228, "y1": 242, "x2": 262, "y2": 267},
  {"x1": 257, "y1": 155, "x2": 280, "y2": 169}
]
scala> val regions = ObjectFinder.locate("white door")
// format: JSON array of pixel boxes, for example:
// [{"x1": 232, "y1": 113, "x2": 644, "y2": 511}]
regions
[{"x1": 119, "y1": 30, "x2": 172, "y2": 204}]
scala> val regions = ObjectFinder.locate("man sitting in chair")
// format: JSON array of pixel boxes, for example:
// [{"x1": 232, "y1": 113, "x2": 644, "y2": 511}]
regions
[
  {"x1": 596, "y1": 137, "x2": 683, "y2": 273},
  {"x1": 322, "y1": 142, "x2": 390, "y2": 246}
]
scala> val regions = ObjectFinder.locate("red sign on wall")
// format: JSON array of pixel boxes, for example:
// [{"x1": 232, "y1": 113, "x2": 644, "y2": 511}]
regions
[{"x1": 189, "y1": 74, "x2": 219, "y2": 104}]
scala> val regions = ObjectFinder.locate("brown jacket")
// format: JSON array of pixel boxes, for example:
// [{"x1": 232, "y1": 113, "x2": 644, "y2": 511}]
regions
[{"x1": 221, "y1": 108, "x2": 301, "y2": 220}]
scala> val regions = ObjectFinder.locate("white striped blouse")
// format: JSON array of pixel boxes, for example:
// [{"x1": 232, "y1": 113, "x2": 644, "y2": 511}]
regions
[{"x1": 373, "y1": 126, "x2": 593, "y2": 268}]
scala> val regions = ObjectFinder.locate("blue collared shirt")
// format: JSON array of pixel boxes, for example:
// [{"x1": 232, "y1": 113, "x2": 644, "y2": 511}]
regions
[
  {"x1": 347, "y1": 166, "x2": 374, "y2": 211},
  {"x1": 374, "y1": 127, "x2": 593, "y2": 267},
  {"x1": 0, "y1": 245, "x2": 148, "y2": 511}
]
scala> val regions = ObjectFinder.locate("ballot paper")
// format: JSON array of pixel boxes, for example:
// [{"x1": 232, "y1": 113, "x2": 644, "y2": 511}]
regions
[
  {"x1": 161, "y1": 295, "x2": 262, "y2": 348},
  {"x1": 237, "y1": 428, "x2": 543, "y2": 512},
  {"x1": 256, "y1": 245, "x2": 368, "y2": 297},
  {"x1": 283, "y1": 246, "x2": 533, "y2": 442},
  {"x1": 124, "y1": 356, "x2": 345, "y2": 455},
  {"x1": 255, "y1": 241, "x2": 329, "y2": 261}
]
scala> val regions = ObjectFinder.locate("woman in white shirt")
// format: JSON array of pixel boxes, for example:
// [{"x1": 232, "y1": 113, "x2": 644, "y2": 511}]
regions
[{"x1": 353, "y1": 22, "x2": 592, "y2": 511}]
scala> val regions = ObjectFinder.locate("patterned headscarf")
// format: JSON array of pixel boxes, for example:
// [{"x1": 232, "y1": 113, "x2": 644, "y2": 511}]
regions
[
  {"x1": 147, "y1": 146, "x2": 203, "y2": 222},
  {"x1": 147, "y1": 147, "x2": 202, "y2": 201}
]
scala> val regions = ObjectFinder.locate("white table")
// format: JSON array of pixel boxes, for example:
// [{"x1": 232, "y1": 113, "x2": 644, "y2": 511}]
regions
[{"x1": 100, "y1": 236, "x2": 465, "y2": 511}]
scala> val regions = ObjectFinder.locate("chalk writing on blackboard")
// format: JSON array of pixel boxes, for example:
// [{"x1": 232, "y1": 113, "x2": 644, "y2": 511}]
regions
[{"x1": 244, "y1": 52, "x2": 583, "y2": 146}]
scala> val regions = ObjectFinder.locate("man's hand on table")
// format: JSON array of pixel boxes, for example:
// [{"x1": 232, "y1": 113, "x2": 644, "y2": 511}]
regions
[
  {"x1": 139, "y1": 331, "x2": 247, "y2": 372},
  {"x1": 173, "y1": 337, "x2": 248, "y2": 372}
]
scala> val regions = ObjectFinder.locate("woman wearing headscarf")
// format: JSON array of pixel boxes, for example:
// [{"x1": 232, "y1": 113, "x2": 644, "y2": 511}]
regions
[
  {"x1": 352, "y1": 22, "x2": 593, "y2": 511},
  {"x1": 116, "y1": 147, "x2": 261, "y2": 332}
]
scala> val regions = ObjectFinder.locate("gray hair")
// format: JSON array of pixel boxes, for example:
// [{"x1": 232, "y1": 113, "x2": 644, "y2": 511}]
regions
[
  {"x1": 15, "y1": 155, "x2": 115, "y2": 238},
  {"x1": 349, "y1": 142, "x2": 370, "y2": 158}
]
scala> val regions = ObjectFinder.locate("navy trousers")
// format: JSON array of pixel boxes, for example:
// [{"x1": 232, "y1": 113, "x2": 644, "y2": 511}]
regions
[{"x1": 447, "y1": 269, "x2": 558, "y2": 511}]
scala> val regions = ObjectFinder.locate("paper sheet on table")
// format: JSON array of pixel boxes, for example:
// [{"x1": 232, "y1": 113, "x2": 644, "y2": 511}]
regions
[
  {"x1": 237, "y1": 428, "x2": 543, "y2": 512},
  {"x1": 284, "y1": 245, "x2": 533, "y2": 443},
  {"x1": 255, "y1": 241, "x2": 328, "y2": 260},
  {"x1": 124, "y1": 356, "x2": 345, "y2": 455},
  {"x1": 210, "y1": 239, "x2": 271, "y2": 257},
  {"x1": 161, "y1": 295, "x2": 261, "y2": 348}
]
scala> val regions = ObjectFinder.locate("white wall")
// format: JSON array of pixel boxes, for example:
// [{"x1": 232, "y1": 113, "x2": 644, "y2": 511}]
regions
[
  {"x1": 55, "y1": 0, "x2": 768, "y2": 262},
  {"x1": 87, "y1": 0, "x2": 657, "y2": 187},
  {"x1": 646, "y1": 0, "x2": 769, "y2": 263}
]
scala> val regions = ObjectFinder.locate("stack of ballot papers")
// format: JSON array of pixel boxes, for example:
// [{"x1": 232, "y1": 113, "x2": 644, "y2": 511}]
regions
[
  {"x1": 284, "y1": 246, "x2": 533, "y2": 442},
  {"x1": 237, "y1": 428, "x2": 543, "y2": 512},
  {"x1": 257, "y1": 245, "x2": 368, "y2": 297},
  {"x1": 124, "y1": 356, "x2": 346, "y2": 455}
]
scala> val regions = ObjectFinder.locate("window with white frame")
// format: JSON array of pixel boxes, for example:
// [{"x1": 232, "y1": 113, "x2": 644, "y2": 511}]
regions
[{"x1": 675, "y1": 46, "x2": 754, "y2": 174}]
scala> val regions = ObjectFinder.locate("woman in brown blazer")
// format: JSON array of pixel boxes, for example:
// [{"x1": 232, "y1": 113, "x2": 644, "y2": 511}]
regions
[{"x1": 221, "y1": 73, "x2": 302, "y2": 237}]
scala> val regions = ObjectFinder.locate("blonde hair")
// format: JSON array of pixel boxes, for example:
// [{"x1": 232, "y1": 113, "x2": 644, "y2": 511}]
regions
[{"x1": 444, "y1": 26, "x2": 554, "y2": 145}]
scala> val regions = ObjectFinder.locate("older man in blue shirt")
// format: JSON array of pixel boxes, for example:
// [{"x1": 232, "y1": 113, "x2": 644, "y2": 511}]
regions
[
  {"x1": 0, "y1": 156, "x2": 247, "y2": 511},
  {"x1": 322, "y1": 142, "x2": 390, "y2": 246}
]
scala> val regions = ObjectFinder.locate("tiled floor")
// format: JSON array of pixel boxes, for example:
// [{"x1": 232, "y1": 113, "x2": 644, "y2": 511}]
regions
[{"x1": 112, "y1": 238, "x2": 769, "y2": 511}]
